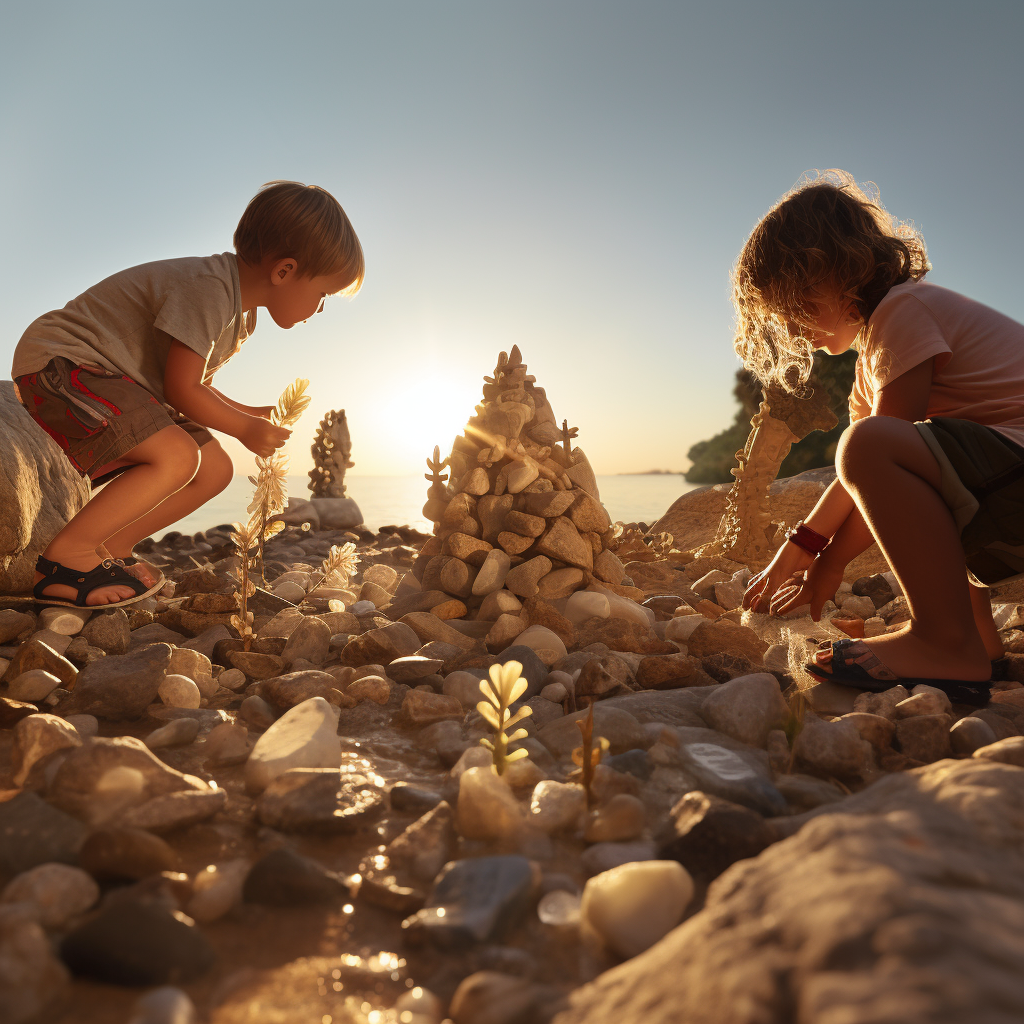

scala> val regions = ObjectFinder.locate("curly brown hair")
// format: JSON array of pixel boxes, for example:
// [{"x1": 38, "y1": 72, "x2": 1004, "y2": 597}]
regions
[{"x1": 732, "y1": 169, "x2": 930, "y2": 391}]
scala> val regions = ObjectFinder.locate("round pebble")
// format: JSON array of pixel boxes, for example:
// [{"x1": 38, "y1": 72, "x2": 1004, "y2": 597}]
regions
[
  {"x1": 157, "y1": 674, "x2": 201, "y2": 709},
  {"x1": 2, "y1": 863, "x2": 99, "y2": 929},
  {"x1": 128, "y1": 986, "x2": 197, "y2": 1024},
  {"x1": 537, "y1": 888, "x2": 582, "y2": 927},
  {"x1": 350, "y1": 600, "x2": 376, "y2": 616},
  {"x1": 217, "y1": 668, "x2": 247, "y2": 691},
  {"x1": 145, "y1": 718, "x2": 201, "y2": 749},
  {"x1": 65, "y1": 714, "x2": 99, "y2": 739},
  {"x1": 186, "y1": 859, "x2": 249, "y2": 923},
  {"x1": 7, "y1": 669, "x2": 62, "y2": 702}
]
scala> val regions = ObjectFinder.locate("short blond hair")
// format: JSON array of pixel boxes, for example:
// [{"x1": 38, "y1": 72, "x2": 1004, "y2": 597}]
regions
[
  {"x1": 234, "y1": 180, "x2": 364, "y2": 293},
  {"x1": 733, "y1": 169, "x2": 929, "y2": 391}
]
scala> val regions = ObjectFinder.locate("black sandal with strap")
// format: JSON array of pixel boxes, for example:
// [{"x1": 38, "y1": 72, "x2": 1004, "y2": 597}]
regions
[{"x1": 33, "y1": 555, "x2": 163, "y2": 608}]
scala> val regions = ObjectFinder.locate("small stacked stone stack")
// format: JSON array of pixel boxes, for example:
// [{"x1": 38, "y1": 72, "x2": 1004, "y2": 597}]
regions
[{"x1": 409, "y1": 347, "x2": 633, "y2": 625}]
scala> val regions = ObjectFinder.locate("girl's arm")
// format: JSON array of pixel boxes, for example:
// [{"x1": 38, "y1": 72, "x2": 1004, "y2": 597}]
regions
[{"x1": 767, "y1": 357, "x2": 935, "y2": 617}]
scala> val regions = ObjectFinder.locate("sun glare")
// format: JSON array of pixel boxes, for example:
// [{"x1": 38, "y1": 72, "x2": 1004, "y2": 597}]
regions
[{"x1": 379, "y1": 369, "x2": 476, "y2": 469}]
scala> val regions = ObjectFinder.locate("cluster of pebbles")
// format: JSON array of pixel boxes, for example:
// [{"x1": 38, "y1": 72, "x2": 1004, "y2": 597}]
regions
[{"x1": 2, "y1": 356, "x2": 1024, "y2": 1021}]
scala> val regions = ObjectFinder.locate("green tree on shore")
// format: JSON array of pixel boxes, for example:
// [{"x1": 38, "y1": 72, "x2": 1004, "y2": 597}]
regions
[{"x1": 685, "y1": 350, "x2": 857, "y2": 483}]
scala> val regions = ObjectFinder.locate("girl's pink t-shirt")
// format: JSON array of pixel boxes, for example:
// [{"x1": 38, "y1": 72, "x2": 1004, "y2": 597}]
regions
[{"x1": 849, "y1": 278, "x2": 1024, "y2": 448}]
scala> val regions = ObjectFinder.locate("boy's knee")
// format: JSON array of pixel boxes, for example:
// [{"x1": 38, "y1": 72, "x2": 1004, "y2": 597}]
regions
[{"x1": 200, "y1": 442, "x2": 234, "y2": 494}]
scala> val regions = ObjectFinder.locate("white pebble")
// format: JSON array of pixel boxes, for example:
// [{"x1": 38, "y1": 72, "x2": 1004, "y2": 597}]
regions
[
  {"x1": 581, "y1": 860, "x2": 693, "y2": 959},
  {"x1": 128, "y1": 986, "x2": 196, "y2": 1024},
  {"x1": 186, "y1": 859, "x2": 250, "y2": 923}
]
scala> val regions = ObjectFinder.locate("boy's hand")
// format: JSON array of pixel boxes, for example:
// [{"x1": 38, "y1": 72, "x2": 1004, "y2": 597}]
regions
[
  {"x1": 743, "y1": 540, "x2": 816, "y2": 613},
  {"x1": 240, "y1": 416, "x2": 290, "y2": 457}
]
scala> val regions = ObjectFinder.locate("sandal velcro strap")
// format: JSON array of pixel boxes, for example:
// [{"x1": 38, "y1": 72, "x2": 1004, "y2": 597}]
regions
[{"x1": 34, "y1": 555, "x2": 150, "y2": 607}]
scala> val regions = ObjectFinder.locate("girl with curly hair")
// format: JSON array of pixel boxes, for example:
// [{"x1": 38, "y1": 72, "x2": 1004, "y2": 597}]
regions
[{"x1": 740, "y1": 170, "x2": 1024, "y2": 705}]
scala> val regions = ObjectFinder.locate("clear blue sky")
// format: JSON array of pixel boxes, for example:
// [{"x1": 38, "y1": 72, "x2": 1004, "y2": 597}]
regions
[{"x1": 3, "y1": 1, "x2": 1022, "y2": 480}]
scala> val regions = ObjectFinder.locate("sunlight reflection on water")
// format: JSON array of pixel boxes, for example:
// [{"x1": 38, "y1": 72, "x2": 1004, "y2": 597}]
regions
[{"x1": 163, "y1": 473, "x2": 701, "y2": 537}]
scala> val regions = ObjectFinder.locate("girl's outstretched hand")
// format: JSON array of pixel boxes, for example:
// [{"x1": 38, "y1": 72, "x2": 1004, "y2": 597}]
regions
[
  {"x1": 743, "y1": 540, "x2": 816, "y2": 613},
  {"x1": 768, "y1": 557, "x2": 845, "y2": 621}
]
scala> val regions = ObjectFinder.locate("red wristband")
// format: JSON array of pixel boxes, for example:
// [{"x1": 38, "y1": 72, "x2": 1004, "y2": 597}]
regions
[{"x1": 785, "y1": 521, "x2": 829, "y2": 555}]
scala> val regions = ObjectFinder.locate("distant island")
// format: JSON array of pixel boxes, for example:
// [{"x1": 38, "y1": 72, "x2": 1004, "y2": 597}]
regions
[{"x1": 616, "y1": 469, "x2": 684, "y2": 476}]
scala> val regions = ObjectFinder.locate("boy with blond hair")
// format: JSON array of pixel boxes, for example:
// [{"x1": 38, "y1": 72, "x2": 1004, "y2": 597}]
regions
[{"x1": 12, "y1": 181, "x2": 363, "y2": 607}]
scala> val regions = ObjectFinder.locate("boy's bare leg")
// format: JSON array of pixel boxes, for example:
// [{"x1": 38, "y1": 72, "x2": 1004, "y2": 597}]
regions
[
  {"x1": 815, "y1": 416, "x2": 990, "y2": 682},
  {"x1": 99, "y1": 441, "x2": 234, "y2": 586},
  {"x1": 34, "y1": 426, "x2": 202, "y2": 605}
]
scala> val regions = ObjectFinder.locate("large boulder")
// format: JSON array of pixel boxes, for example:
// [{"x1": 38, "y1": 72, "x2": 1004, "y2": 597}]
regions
[
  {"x1": 554, "y1": 759, "x2": 1024, "y2": 1024},
  {"x1": 652, "y1": 466, "x2": 888, "y2": 579},
  {"x1": 0, "y1": 381, "x2": 91, "y2": 593}
]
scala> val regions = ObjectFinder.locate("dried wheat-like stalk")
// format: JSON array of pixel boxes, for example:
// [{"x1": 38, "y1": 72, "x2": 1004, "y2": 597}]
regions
[
  {"x1": 307, "y1": 542, "x2": 360, "y2": 596},
  {"x1": 246, "y1": 453, "x2": 289, "y2": 582},
  {"x1": 272, "y1": 378, "x2": 311, "y2": 428},
  {"x1": 229, "y1": 519, "x2": 260, "y2": 649}
]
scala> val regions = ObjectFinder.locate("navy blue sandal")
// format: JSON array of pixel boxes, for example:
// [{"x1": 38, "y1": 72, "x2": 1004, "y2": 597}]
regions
[
  {"x1": 33, "y1": 555, "x2": 165, "y2": 608},
  {"x1": 805, "y1": 638, "x2": 991, "y2": 706}
]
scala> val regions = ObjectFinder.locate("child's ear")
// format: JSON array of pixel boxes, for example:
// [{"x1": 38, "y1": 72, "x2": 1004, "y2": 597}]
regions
[{"x1": 269, "y1": 258, "x2": 300, "y2": 285}]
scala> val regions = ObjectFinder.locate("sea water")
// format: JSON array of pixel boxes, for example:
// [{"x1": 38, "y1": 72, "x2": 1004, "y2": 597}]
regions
[{"x1": 161, "y1": 474, "x2": 700, "y2": 539}]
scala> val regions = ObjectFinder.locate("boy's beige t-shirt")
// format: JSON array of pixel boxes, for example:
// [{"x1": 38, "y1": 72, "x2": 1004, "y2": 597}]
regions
[
  {"x1": 849, "y1": 278, "x2": 1024, "y2": 449},
  {"x1": 11, "y1": 253, "x2": 256, "y2": 404}
]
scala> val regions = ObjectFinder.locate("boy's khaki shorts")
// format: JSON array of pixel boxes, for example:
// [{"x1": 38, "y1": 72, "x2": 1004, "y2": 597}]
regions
[{"x1": 14, "y1": 357, "x2": 213, "y2": 484}]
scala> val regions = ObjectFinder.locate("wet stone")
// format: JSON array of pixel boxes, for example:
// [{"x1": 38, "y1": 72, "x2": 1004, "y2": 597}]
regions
[
  {"x1": 60, "y1": 897, "x2": 215, "y2": 985},
  {"x1": 404, "y1": 855, "x2": 536, "y2": 949},
  {"x1": 0, "y1": 792, "x2": 87, "y2": 875},
  {"x1": 389, "y1": 782, "x2": 444, "y2": 814},
  {"x1": 257, "y1": 765, "x2": 385, "y2": 833},
  {"x1": 121, "y1": 790, "x2": 227, "y2": 833},
  {"x1": 78, "y1": 828, "x2": 179, "y2": 881},
  {"x1": 243, "y1": 847, "x2": 349, "y2": 907},
  {"x1": 658, "y1": 791, "x2": 775, "y2": 883}
]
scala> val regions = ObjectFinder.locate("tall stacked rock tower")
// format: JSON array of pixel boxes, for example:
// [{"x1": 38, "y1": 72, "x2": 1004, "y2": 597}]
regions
[{"x1": 411, "y1": 347, "x2": 631, "y2": 618}]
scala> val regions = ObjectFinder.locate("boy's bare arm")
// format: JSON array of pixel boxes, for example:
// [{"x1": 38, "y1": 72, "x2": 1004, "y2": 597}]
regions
[
  {"x1": 205, "y1": 385, "x2": 274, "y2": 420},
  {"x1": 164, "y1": 342, "x2": 289, "y2": 457}
]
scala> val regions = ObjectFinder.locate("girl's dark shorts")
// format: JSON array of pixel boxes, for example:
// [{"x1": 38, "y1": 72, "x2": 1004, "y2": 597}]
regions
[
  {"x1": 917, "y1": 416, "x2": 1024, "y2": 586},
  {"x1": 14, "y1": 357, "x2": 213, "y2": 485}
]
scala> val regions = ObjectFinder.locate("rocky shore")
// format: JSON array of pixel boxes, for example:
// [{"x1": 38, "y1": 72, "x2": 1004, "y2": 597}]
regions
[{"x1": 2, "y1": 499, "x2": 1024, "y2": 1024}]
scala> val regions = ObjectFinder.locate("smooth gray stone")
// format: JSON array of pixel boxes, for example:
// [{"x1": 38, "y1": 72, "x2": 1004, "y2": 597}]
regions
[
  {"x1": 405, "y1": 855, "x2": 535, "y2": 949},
  {"x1": 60, "y1": 643, "x2": 173, "y2": 720},
  {"x1": 242, "y1": 848, "x2": 349, "y2": 907},
  {"x1": 0, "y1": 791, "x2": 87, "y2": 874}
]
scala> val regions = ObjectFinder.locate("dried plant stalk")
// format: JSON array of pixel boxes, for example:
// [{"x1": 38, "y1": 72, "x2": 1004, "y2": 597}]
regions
[
  {"x1": 306, "y1": 542, "x2": 360, "y2": 597},
  {"x1": 272, "y1": 378, "x2": 311, "y2": 428},
  {"x1": 229, "y1": 520, "x2": 259, "y2": 650},
  {"x1": 477, "y1": 661, "x2": 533, "y2": 775},
  {"x1": 571, "y1": 700, "x2": 610, "y2": 808}
]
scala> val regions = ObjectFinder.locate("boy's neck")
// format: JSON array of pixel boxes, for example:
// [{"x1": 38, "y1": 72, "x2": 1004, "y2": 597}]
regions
[{"x1": 236, "y1": 255, "x2": 268, "y2": 314}]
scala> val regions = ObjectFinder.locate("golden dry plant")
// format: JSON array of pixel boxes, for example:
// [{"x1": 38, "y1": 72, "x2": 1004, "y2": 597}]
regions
[
  {"x1": 571, "y1": 700, "x2": 610, "y2": 808},
  {"x1": 307, "y1": 542, "x2": 360, "y2": 603},
  {"x1": 244, "y1": 378, "x2": 311, "y2": 583},
  {"x1": 477, "y1": 661, "x2": 533, "y2": 776},
  {"x1": 228, "y1": 519, "x2": 263, "y2": 649}
]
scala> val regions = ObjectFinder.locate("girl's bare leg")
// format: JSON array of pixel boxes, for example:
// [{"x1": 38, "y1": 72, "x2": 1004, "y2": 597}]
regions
[
  {"x1": 971, "y1": 581, "x2": 1004, "y2": 661},
  {"x1": 35, "y1": 426, "x2": 201, "y2": 605},
  {"x1": 99, "y1": 441, "x2": 234, "y2": 585},
  {"x1": 816, "y1": 416, "x2": 990, "y2": 681}
]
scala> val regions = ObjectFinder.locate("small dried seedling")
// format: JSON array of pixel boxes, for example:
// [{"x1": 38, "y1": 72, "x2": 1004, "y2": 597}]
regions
[
  {"x1": 571, "y1": 700, "x2": 610, "y2": 808},
  {"x1": 784, "y1": 688, "x2": 808, "y2": 774},
  {"x1": 228, "y1": 519, "x2": 268, "y2": 650},
  {"x1": 306, "y1": 542, "x2": 360, "y2": 602},
  {"x1": 477, "y1": 661, "x2": 533, "y2": 776}
]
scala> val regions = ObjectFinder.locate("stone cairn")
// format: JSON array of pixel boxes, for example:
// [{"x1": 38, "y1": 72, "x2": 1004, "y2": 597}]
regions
[
  {"x1": 307, "y1": 409, "x2": 354, "y2": 498},
  {"x1": 409, "y1": 347, "x2": 634, "y2": 644},
  {"x1": 701, "y1": 382, "x2": 836, "y2": 565}
]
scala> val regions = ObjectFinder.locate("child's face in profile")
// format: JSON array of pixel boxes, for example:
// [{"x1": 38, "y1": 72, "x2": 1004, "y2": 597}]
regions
[
  {"x1": 797, "y1": 288, "x2": 862, "y2": 355},
  {"x1": 267, "y1": 267, "x2": 357, "y2": 329}
]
